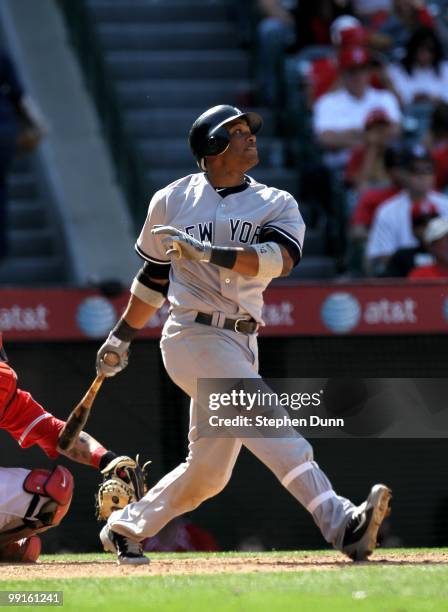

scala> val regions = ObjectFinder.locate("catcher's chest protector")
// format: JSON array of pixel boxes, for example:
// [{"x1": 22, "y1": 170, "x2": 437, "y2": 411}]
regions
[
  {"x1": 0, "y1": 466, "x2": 74, "y2": 547},
  {"x1": 23, "y1": 466, "x2": 74, "y2": 527},
  {"x1": 0, "y1": 363, "x2": 17, "y2": 412}
]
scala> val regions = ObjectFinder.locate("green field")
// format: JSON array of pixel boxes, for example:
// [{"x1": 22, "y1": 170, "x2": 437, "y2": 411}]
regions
[{"x1": 1, "y1": 550, "x2": 447, "y2": 611}]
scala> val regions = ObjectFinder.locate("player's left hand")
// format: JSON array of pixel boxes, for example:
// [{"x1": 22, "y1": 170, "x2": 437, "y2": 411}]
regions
[{"x1": 152, "y1": 225, "x2": 212, "y2": 262}]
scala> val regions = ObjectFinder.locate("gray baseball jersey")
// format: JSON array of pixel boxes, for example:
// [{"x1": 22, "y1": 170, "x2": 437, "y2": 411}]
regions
[
  {"x1": 109, "y1": 171, "x2": 363, "y2": 554},
  {"x1": 135, "y1": 172, "x2": 305, "y2": 323}
]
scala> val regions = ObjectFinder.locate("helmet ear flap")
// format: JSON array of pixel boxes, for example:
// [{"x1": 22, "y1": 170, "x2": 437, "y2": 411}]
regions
[{"x1": 206, "y1": 126, "x2": 230, "y2": 156}]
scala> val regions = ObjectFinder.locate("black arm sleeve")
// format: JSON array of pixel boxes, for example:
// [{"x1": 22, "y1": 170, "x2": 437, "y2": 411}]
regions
[
  {"x1": 136, "y1": 262, "x2": 169, "y2": 297},
  {"x1": 259, "y1": 227, "x2": 302, "y2": 266},
  {"x1": 138, "y1": 259, "x2": 171, "y2": 281}
]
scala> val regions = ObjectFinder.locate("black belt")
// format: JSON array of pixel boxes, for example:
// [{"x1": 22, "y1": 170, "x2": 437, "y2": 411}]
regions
[{"x1": 195, "y1": 312, "x2": 259, "y2": 334}]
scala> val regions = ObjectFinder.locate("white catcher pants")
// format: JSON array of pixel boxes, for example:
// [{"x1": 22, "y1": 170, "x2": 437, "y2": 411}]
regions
[
  {"x1": 109, "y1": 315, "x2": 356, "y2": 549},
  {"x1": 0, "y1": 467, "x2": 49, "y2": 534}
]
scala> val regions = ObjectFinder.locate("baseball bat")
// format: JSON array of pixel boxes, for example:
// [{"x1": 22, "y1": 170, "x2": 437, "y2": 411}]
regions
[{"x1": 57, "y1": 353, "x2": 119, "y2": 451}]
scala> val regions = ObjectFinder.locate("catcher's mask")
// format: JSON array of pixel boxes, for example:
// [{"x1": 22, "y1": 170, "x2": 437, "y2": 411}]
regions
[
  {"x1": 189, "y1": 104, "x2": 263, "y2": 171},
  {"x1": 0, "y1": 332, "x2": 7, "y2": 362}
]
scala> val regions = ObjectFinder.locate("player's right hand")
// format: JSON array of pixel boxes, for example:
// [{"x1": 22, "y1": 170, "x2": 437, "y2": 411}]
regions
[{"x1": 96, "y1": 334, "x2": 130, "y2": 377}]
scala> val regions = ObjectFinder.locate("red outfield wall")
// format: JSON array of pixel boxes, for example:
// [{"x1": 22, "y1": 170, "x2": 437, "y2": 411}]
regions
[{"x1": 1, "y1": 280, "x2": 448, "y2": 340}]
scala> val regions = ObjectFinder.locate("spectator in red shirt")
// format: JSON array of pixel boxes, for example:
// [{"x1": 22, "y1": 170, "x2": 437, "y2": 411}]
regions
[
  {"x1": 313, "y1": 46, "x2": 401, "y2": 170},
  {"x1": 347, "y1": 141, "x2": 406, "y2": 275},
  {"x1": 408, "y1": 216, "x2": 448, "y2": 278},
  {"x1": 345, "y1": 108, "x2": 396, "y2": 192},
  {"x1": 366, "y1": 144, "x2": 448, "y2": 275},
  {"x1": 351, "y1": 142, "x2": 407, "y2": 229},
  {"x1": 383, "y1": 200, "x2": 438, "y2": 276},
  {"x1": 304, "y1": 15, "x2": 369, "y2": 104}
]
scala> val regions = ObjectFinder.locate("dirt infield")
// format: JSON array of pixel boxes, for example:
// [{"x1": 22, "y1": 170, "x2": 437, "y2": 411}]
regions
[{"x1": 1, "y1": 550, "x2": 447, "y2": 579}]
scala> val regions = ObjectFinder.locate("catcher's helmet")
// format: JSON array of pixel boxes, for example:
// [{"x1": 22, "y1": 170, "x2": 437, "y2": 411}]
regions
[
  {"x1": 0, "y1": 332, "x2": 7, "y2": 362},
  {"x1": 189, "y1": 105, "x2": 263, "y2": 170}
]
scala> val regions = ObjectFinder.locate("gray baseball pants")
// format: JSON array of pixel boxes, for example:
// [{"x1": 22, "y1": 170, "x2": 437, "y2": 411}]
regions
[{"x1": 108, "y1": 314, "x2": 356, "y2": 549}]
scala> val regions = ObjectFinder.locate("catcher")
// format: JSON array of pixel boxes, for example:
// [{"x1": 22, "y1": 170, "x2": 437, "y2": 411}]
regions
[{"x1": 0, "y1": 332, "x2": 148, "y2": 564}]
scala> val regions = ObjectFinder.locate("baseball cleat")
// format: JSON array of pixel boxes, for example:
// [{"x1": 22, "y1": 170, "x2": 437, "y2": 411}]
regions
[
  {"x1": 342, "y1": 484, "x2": 392, "y2": 561},
  {"x1": 100, "y1": 524, "x2": 149, "y2": 565},
  {"x1": 0, "y1": 536, "x2": 41, "y2": 563}
]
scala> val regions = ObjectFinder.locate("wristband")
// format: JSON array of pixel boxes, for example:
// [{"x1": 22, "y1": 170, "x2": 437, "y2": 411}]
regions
[
  {"x1": 209, "y1": 247, "x2": 238, "y2": 270},
  {"x1": 111, "y1": 318, "x2": 139, "y2": 343}
]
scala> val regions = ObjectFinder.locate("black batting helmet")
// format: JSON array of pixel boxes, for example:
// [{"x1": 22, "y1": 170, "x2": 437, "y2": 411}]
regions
[
  {"x1": 0, "y1": 332, "x2": 7, "y2": 362},
  {"x1": 189, "y1": 105, "x2": 263, "y2": 170}
]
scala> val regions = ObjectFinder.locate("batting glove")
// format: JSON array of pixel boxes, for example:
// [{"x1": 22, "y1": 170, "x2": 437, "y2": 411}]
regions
[
  {"x1": 152, "y1": 225, "x2": 212, "y2": 262},
  {"x1": 96, "y1": 334, "x2": 130, "y2": 377}
]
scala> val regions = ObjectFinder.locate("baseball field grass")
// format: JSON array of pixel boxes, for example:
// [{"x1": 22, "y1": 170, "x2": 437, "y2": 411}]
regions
[{"x1": 1, "y1": 549, "x2": 447, "y2": 611}]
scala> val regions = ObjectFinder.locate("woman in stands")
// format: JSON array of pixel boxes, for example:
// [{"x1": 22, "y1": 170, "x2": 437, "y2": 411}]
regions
[{"x1": 386, "y1": 27, "x2": 448, "y2": 107}]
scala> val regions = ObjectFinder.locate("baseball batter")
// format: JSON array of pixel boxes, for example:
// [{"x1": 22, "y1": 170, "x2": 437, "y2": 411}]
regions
[
  {"x1": 0, "y1": 332, "x2": 146, "y2": 563},
  {"x1": 97, "y1": 105, "x2": 391, "y2": 565}
]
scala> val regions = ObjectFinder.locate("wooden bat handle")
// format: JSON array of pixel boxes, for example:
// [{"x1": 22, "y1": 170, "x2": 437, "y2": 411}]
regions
[
  {"x1": 58, "y1": 374, "x2": 105, "y2": 451},
  {"x1": 58, "y1": 352, "x2": 120, "y2": 451},
  {"x1": 80, "y1": 374, "x2": 105, "y2": 410}
]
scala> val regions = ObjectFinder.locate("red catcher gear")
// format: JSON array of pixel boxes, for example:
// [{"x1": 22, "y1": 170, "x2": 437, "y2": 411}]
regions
[
  {"x1": 0, "y1": 466, "x2": 73, "y2": 547},
  {"x1": 0, "y1": 332, "x2": 7, "y2": 362},
  {"x1": 0, "y1": 362, "x2": 17, "y2": 408},
  {"x1": 23, "y1": 465, "x2": 73, "y2": 527},
  {"x1": 0, "y1": 536, "x2": 41, "y2": 563},
  {"x1": 0, "y1": 363, "x2": 64, "y2": 458}
]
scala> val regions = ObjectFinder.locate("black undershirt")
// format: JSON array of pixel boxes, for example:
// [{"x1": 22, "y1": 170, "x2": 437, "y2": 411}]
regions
[{"x1": 213, "y1": 177, "x2": 250, "y2": 198}]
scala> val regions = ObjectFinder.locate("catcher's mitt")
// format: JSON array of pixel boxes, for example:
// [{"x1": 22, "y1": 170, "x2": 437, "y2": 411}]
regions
[{"x1": 96, "y1": 455, "x2": 151, "y2": 520}]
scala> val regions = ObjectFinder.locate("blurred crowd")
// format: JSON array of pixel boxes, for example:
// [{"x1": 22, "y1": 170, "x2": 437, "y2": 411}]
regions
[
  {"x1": 3, "y1": 1, "x2": 448, "y2": 282},
  {"x1": 253, "y1": 0, "x2": 448, "y2": 278}
]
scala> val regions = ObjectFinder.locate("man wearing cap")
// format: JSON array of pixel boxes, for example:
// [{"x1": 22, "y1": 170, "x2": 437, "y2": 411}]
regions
[
  {"x1": 348, "y1": 141, "x2": 407, "y2": 275},
  {"x1": 305, "y1": 15, "x2": 368, "y2": 103},
  {"x1": 313, "y1": 45, "x2": 401, "y2": 169},
  {"x1": 350, "y1": 141, "x2": 406, "y2": 234},
  {"x1": 345, "y1": 108, "x2": 396, "y2": 191},
  {"x1": 383, "y1": 201, "x2": 438, "y2": 276},
  {"x1": 366, "y1": 144, "x2": 448, "y2": 275},
  {"x1": 408, "y1": 216, "x2": 448, "y2": 278}
]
